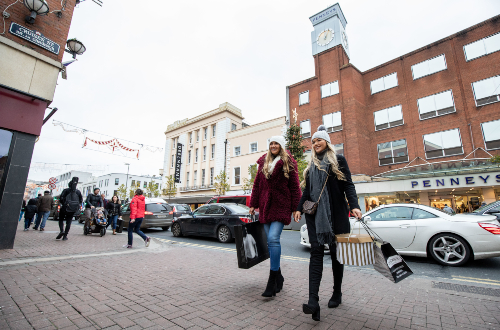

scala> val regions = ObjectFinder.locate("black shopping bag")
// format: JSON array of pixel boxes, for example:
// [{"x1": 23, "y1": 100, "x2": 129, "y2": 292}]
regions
[
  {"x1": 373, "y1": 240, "x2": 413, "y2": 283},
  {"x1": 116, "y1": 218, "x2": 124, "y2": 233},
  {"x1": 234, "y1": 215, "x2": 269, "y2": 269}
]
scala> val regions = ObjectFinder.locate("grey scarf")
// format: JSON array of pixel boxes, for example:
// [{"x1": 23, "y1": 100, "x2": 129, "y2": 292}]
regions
[{"x1": 309, "y1": 154, "x2": 332, "y2": 245}]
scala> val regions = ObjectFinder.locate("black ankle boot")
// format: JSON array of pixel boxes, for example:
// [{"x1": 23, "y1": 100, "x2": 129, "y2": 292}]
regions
[
  {"x1": 328, "y1": 292, "x2": 342, "y2": 308},
  {"x1": 62, "y1": 234, "x2": 68, "y2": 241},
  {"x1": 276, "y1": 268, "x2": 284, "y2": 293},
  {"x1": 56, "y1": 232, "x2": 64, "y2": 239},
  {"x1": 302, "y1": 296, "x2": 320, "y2": 321},
  {"x1": 262, "y1": 270, "x2": 278, "y2": 297}
]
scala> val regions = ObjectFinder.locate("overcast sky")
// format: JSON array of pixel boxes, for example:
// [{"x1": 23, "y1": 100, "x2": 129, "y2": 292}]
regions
[{"x1": 28, "y1": 0, "x2": 500, "y2": 182}]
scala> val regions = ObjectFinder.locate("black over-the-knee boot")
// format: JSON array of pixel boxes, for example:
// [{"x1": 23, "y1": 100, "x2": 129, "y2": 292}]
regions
[
  {"x1": 328, "y1": 244, "x2": 344, "y2": 308},
  {"x1": 303, "y1": 245, "x2": 324, "y2": 321}
]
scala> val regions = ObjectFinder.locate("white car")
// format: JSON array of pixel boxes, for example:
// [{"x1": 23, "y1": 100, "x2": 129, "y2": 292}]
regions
[{"x1": 300, "y1": 204, "x2": 500, "y2": 266}]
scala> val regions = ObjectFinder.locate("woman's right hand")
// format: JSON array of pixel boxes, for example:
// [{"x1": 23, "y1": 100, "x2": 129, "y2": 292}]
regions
[
  {"x1": 249, "y1": 207, "x2": 255, "y2": 215},
  {"x1": 293, "y1": 211, "x2": 301, "y2": 223}
]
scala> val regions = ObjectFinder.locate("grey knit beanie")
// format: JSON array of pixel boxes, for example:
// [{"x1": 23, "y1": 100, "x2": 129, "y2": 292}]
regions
[{"x1": 311, "y1": 125, "x2": 331, "y2": 143}]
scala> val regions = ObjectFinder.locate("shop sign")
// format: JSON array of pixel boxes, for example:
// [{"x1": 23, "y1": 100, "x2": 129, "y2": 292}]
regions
[
  {"x1": 174, "y1": 143, "x2": 183, "y2": 183},
  {"x1": 310, "y1": 6, "x2": 337, "y2": 25},
  {"x1": 9, "y1": 22, "x2": 60, "y2": 55},
  {"x1": 410, "y1": 173, "x2": 500, "y2": 189}
]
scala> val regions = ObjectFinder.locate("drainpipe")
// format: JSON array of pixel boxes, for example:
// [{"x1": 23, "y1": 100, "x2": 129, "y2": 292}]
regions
[
  {"x1": 468, "y1": 123, "x2": 475, "y2": 158},
  {"x1": 224, "y1": 139, "x2": 228, "y2": 173}
]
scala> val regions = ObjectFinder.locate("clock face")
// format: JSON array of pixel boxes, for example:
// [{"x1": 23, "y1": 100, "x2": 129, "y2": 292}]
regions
[{"x1": 316, "y1": 28, "x2": 334, "y2": 46}]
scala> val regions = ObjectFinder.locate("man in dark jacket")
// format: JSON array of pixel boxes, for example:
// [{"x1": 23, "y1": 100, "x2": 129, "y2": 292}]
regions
[
  {"x1": 34, "y1": 191, "x2": 54, "y2": 231},
  {"x1": 84, "y1": 188, "x2": 102, "y2": 221},
  {"x1": 24, "y1": 199, "x2": 38, "y2": 230},
  {"x1": 57, "y1": 177, "x2": 83, "y2": 240}
]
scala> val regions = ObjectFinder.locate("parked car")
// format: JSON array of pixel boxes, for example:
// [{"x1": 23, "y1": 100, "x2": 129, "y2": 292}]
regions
[
  {"x1": 169, "y1": 203, "x2": 192, "y2": 219},
  {"x1": 121, "y1": 198, "x2": 173, "y2": 231},
  {"x1": 207, "y1": 195, "x2": 251, "y2": 206},
  {"x1": 468, "y1": 201, "x2": 500, "y2": 220},
  {"x1": 300, "y1": 203, "x2": 500, "y2": 266},
  {"x1": 171, "y1": 203, "x2": 255, "y2": 243}
]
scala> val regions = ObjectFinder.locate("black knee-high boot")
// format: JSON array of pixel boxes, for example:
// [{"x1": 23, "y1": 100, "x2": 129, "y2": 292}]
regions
[
  {"x1": 276, "y1": 268, "x2": 284, "y2": 293},
  {"x1": 328, "y1": 257, "x2": 344, "y2": 308},
  {"x1": 303, "y1": 245, "x2": 324, "y2": 321},
  {"x1": 262, "y1": 270, "x2": 278, "y2": 297}
]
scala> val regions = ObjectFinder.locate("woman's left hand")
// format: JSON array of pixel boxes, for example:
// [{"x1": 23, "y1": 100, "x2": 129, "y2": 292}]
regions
[{"x1": 351, "y1": 208, "x2": 362, "y2": 219}]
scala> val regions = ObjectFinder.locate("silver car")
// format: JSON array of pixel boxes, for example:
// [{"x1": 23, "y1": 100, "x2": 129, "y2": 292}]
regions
[{"x1": 121, "y1": 198, "x2": 173, "y2": 231}]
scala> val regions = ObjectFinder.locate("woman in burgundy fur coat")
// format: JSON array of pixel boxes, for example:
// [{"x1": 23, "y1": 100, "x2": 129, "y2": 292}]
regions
[{"x1": 249, "y1": 136, "x2": 302, "y2": 297}]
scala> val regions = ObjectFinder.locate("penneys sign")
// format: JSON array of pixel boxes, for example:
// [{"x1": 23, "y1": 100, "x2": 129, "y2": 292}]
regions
[
  {"x1": 410, "y1": 173, "x2": 500, "y2": 189},
  {"x1": 9, "y1": 22, "x2": 60, "y2": 55},
  {"x1": 174, "y1": 143, "x2": 183, "y2": 183},
  {"x1": 309, "y1": 6, "x2": 337, "y2": 26}
]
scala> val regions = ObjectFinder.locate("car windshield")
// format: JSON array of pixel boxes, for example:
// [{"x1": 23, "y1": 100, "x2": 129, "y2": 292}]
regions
[
  {"x1": 174, "y1": 205, "x2": 191, "y2": 211},
  {"x1": 473, "y1": 201, "x2": 500, "y2": 213},
  {"x1": 146, "y1": 203, "x2": 169, "y2": 213},
  {"x1": 225, "y1": 204, "x2": 250, "y2": 214}
]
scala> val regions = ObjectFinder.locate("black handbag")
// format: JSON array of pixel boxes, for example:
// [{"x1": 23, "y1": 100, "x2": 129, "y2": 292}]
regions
[
  {"x1": 234, "y1": 214, "x2": 269, "y2": 269},
  {"x1": 116, "y1": 218, "x2": 124, "y2": 233}
]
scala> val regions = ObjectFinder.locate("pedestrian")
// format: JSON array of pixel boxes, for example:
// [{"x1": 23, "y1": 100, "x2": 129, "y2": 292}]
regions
[
  {"x1": 19, "y1": 198, "x2": 26, "y2": 222},
  {"x1": 443, "y1": 204, "x2": 454, "y2": 213},
  {"x1": 294, "y1": 125, "x2": 362, "y2": 321},
  {"x1": 57, "y1": 177, "x2": 83, "y2": 241},
  {"x1": 249, "y1": 136, "x2": 302, "y2": 297},
  {"x1": 34, "y1": 193, "x2": 42, "y2": 226},
  {"x1": 84, "y1": 188, "x2": 103, "y2": 223},
  {"x1": 124, "y1": 189, "x2": 151, "y2": 248},
  {"x1": 34, "y1": 191, "x2": 54, "y2": 231},
  {"x1": 101, "y1": 194, "x2": 108, "y2": 208},
  {"x1": 23, "y1": 199, "x2": 38, "y2": 231},
  {"x1": 106, "y1": 195, "x2": 121, "y2": 235}
]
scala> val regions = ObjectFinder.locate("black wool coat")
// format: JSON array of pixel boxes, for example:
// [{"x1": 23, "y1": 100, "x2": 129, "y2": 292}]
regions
[{"x1": 297, "y1": 155, "x2": 360, "y2": 235}]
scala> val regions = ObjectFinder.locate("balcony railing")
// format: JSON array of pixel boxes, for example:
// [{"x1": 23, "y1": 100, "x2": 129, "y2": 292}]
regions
[{"x1": 179, "y1": 184, "x2": 214, "y2": 192}]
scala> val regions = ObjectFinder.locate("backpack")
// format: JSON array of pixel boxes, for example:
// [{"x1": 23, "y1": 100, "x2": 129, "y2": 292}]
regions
[{"x1": 64, "y1": 190, "x2": 80, "y2": 213}]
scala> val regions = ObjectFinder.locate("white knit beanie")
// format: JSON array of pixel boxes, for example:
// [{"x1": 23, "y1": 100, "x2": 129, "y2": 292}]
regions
[
  {"x1": 311, "y1": 125, "x2": 331, "y2": 143},
  {"x1": 269, "y1": 136, "x2": 286, "y2": 150}
]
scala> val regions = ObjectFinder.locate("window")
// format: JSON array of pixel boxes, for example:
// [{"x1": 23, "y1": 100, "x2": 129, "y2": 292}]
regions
[
  {"x1": 207, "y1": 205, "x2": 225, "y2": 215},
  {"x1": 210, "y1": 168, "x2": 214, "y2": 185},
  {"x1": 189, "y1": 132, "x2": 192, "y2": 144},
  {"x1": 321, "y1": 81, "x2": 339, "y2": 98},
  {"x1": 196, "y1": 131, "x2": 199, "y2": 142},
  {"x1": 412, "y1": 209, "x2": 438, "y2": 219},
  {"x1": 378, "y1": 139, "x2": 409, "y2": 165},
  {"x1": 194, "y1": 170, "x2": 197, "y2": 186},
  {"x1": 322, "y1": 112, "x2": 342, "y2": 132},
  {"x1": 115, "y1": 178, "x2": 119, "y2": 185},
  {"x1": 143, "y1": 182, "x2": 147, "y2": 188},
  {"x1": 369, "y1": 206, "x2": 414, "y2": 221},
  {"x1": 472, "y1": 75, "x2": 500, "y2": 107},
  {"x1": 195, "y1": 148, "x2": 198, "y2": 162},
  {"x1": 202, "y1": 169, "x2": 206, "y2": 186},
  {"x1": 171, "y1": 155, "x2": 174, "y2": 168},
  {"x1": 212, "y1": 125, "x2": 216, "y2": 137},
  {"x1": 250, "y1": 142, "x2": 258, "y2": 153},
  {"x1": 131, "y1": 180, "x2": 135, "y2": 186},
  {"x1": 374, "y1": 105, "x2": 404, "y2": 130},
  {"x1": 300, "y1": 120, "x2": 311, "y2": 138},
  {"x1": 194, "y1": 205, "x2": 209, "y2": 215},
  {"x1": 334, "y1": 143, "x2": 344, "y2": 156},
  {"x1": 234, "y1": 167, "x2": 241, "y2": 185},
  {"x1": 299, "y1": 91, "x2": 309, "y2": 105},
  {"x1": 370, "y1": 72, "x2": 398, "y2": 94},
  {"x1": 146, "y1": 203, "x2": 168, "y2": 213},
  {"x1": 186, "y1": 172, "x2": 190, "y2": 187},
  {"x1": 188, "y1": 150, "x2": 191, "y2": 164},
  {"x1": 204, "y1": 127, "x2": 208, "y2": 140},
  {"x1": 231, "y1": 123, "x2": 237, "y2": 131},
  {"x1": 234, "y1": 146, "x2": 241, "y2": 156},
  {"x1": 411, "y1": 54, "x2": 447, "y2": 80},
  {"x1": 417, "y1": 90, "x2": 455, "y2": 119},
  {"x1": 481, "y1": 119, "x2": 500, "y2": 150},
  {"x1": 464, "y1": 32, "x2": 500, "y2": 61},
  {"x1": 137, "y1": 181, "x2": 141, "y2": 188},
  {"x1": 203, "y1": 146, "x2": 206, "y2": 161},
  {"x1": 211, "y1": 144, "x2": 215, "y2": 159},
  {"x1": 423, "y1": 129, "x2": 463, "y2": 159}
]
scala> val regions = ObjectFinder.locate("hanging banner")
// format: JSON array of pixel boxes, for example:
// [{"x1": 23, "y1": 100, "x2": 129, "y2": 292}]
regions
[{"x1": 174, "y1": 143, "x2": 183, "y2": 183}]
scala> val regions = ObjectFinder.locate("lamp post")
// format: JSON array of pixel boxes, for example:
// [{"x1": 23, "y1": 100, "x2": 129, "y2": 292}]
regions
[
  {"x1": 124, "y1": 163, "x2": 130, "y2": 202},
  {"x1": 23, "y1": 0, "x2": 49, "y2": 24},
  {"x1": 65, "y1": 38, "x2": 86, "y2": 59}
]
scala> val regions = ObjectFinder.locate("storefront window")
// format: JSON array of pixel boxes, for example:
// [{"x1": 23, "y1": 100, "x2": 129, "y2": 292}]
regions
[
  {"x1": 365, "y1": 192, "x2": 420, "y2": 211},
  {"x1": 0, "y1": 129, "x2": 14, "y2": 192}
]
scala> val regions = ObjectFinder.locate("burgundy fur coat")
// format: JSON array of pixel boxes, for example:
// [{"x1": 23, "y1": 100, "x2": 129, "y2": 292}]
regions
[{"x1": 250, "y1": 151, "x2": 302, "y2": 225}]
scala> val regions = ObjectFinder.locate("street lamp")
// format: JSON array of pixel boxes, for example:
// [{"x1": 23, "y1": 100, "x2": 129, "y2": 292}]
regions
[
  {"x1": 24, "y1": 0, "x2": 49, "y2": 24},
  {"x1": 65, "y1": 38, "x2": 86, "y2": 59},
  {"x1": 124, "y1": 163, "x2": 130, "y2": 202}
]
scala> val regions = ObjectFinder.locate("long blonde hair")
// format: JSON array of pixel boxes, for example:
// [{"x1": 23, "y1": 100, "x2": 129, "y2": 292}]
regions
[
  {"x1": 262, "y1": 146, "x2": 294, "y2": 179},
  {"x1": 300, "y1": 142, "x2": 345, "y2": 188}
]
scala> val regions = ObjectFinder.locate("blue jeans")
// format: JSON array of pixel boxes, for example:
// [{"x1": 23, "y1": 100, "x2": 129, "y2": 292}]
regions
[
  {"x1": 34, "y1": 211, "x2": 50, "y2": 229},
  {"x1": 128, "y1": 218, "x2": 147, "y2": 246},
  {"x1": 109, "y1": 215, "x2": 118, "y2": 229},
  {"x1": 19, "y1": 211, "x2": 24, "y2": 222},
  {"x1": 263, "y1": 221, "x2": 284, "y2": 271}
]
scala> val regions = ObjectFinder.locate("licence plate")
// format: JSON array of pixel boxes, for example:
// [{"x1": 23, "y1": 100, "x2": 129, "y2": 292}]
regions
[{"x1": 156, "y1": 215, "x2": 166, "y2": 218}]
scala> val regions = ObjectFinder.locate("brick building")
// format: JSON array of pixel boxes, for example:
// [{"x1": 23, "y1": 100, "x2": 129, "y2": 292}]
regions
[
  {"x1": 287, "y1": 4, "x2": 500, "y2": 213},
  {"x1": 0, "y1": 0, "x2": 83, "y2": 248}
]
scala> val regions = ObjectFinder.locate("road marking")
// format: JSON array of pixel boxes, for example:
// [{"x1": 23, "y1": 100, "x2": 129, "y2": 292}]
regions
[
  {"x1": 452, "y1": 276, "x2": 500, "y2": 284},
  {"x1": 451, "y1": 278, "x2": 500, "y2": 286}
]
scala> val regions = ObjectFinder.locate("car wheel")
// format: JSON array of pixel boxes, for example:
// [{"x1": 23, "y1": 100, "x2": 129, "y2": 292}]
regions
[
  {"x1": 217, "y1": 225, "x2": 232, "y2": 243},
  {"x1": 172, "y1": 223, "x2": 182, "y2": 237},
  {"x1": 161, "y1": 226, "x2": 169, "y2": 231},
  {"x1": 429, "y1": 233, "x2": 471, "y2": 266}
]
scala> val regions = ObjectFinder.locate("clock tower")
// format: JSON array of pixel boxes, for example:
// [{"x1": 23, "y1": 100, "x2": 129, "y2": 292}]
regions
[{"x1": 310, "y1": 3, "x2": 349, "y2": 58}]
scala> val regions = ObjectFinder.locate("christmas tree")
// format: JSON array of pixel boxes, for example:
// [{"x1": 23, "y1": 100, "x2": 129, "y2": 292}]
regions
[{"x1": 285, "y1": 109, "x2": 308, "y2": 182}]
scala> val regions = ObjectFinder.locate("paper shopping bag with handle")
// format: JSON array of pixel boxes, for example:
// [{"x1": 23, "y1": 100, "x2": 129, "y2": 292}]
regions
[
  {"x1": 335, "y1": 221, "x2": 375, "y2": 266},
  {"x1": 234, "y1": 214, "x2": 269, "y2": 269}
]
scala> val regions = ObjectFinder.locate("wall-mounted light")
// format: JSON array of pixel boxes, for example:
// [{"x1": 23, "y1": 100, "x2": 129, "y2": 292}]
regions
[
  {"x1": 65, "y1": 38, "x2": 86, "y2": 59},
  {"x1": 24, "y1": 0, "x2": 49, "y2": 24}
]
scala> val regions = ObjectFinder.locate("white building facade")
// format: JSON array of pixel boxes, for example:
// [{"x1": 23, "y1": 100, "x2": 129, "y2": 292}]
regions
[
  {"x1": 53, "y1": 171, "x2": 94, "y2": 196},
  {"x1": 81, "y1": 173, "x2": 163, "y2": 200}
]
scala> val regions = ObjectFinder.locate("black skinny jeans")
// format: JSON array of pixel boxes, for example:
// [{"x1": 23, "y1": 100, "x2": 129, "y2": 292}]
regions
[
  {"x1": 306, "y1": 215, "x2": 344, "y2": 301},
  {"x1": 58, "y1": 209, "x2": 75, "y2": 235}
]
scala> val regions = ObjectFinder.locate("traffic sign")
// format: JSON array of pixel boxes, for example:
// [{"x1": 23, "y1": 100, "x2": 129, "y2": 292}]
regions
[
  {"x1": 49, "y1": 177, "x2": 57, "y2": 184},
  {"x1": 48, "y1": 183, "x2": 56, "y2": 190}
]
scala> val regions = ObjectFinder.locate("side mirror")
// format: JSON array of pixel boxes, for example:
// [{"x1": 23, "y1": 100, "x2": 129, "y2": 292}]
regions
[{"x1": 363, "y1": 216, "x2": 372, "y2": 222}]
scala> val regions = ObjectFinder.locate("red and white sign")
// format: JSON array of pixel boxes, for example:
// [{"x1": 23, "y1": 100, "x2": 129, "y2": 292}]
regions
[
  {"x1": 48, "y1": 183, "x2": 56, "y2": 190},
  {"x1": 49, "y1": 177, "x2": 57, "y2": 184}
]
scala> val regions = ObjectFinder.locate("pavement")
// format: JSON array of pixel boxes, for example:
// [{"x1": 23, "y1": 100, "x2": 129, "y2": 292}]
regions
[{"x1": 0, "y1": 221, "x2": 499, "y2": 330}]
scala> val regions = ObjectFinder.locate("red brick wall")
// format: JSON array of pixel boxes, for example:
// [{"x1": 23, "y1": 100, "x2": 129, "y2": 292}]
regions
[
  {"x1": 288, "y1": 16, "x2": 500, "y2": 176},
  {"x1": 0, "y1": 0, "x2": 76, "y2": 62}
]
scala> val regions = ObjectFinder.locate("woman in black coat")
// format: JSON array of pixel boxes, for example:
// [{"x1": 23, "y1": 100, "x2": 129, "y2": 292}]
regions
[
  {"x1": 24, "y1": 199, "x2": 38, "y2": 231},
  {"x1": 105, "y1": 195, "x2": 122, "y2": 235},
  {"x1": 294, "y1": 125, "x2": 362, "y2": 321}
]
